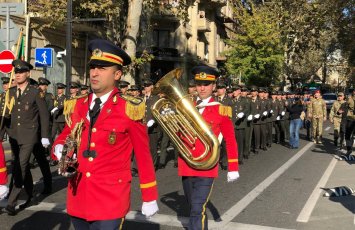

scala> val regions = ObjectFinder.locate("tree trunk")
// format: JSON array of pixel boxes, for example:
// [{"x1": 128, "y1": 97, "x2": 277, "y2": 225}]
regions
[{"x1": 122, "y1": 0, "x2": 143, "y2": 85}]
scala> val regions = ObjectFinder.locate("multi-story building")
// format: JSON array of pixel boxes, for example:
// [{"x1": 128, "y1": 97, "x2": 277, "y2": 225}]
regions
[
  {"x1": 0, "y1": 0, "x2": 236, "y2": 90},
  {"x1": 137, "y1": 0, "x2": 236, "y2": 85}
]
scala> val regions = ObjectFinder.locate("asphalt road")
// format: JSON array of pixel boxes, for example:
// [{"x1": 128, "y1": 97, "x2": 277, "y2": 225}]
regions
[{"x1": 1, "y1": 121, "x2": 355, "y2": 230}]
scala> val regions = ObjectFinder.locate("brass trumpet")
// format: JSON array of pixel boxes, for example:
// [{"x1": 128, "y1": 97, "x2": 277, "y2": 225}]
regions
[{"x1": 152, "y1": 68, "x2": 220, "y2": 170}]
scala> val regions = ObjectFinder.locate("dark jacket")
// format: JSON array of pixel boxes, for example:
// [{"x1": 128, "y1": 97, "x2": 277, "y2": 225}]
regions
[
  {"x1": 8, "y1": 84, "x2": 50, "y2": 144},
  {"x1": 287, "y1": 102, "x2": 303, "y2": 120},
  {"x1": 53, "y1": 94, "x2": 66, "y2": 123},
  {"x1": 232, "y1": 96, "x2": 250, "y2": 129},
  {"x1": 144, "y1": 94, "x2": 160, "y2": 133}
]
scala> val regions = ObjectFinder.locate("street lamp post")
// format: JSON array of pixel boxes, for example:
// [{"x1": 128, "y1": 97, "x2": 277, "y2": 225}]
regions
[{"x1": 65, "y1": 0, "x2": 72, "y2": 96}]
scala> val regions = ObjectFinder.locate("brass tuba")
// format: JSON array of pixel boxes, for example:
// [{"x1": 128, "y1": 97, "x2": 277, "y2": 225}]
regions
[{"x1": 152, "y1": 68, "x2": 220, "y2": 170}]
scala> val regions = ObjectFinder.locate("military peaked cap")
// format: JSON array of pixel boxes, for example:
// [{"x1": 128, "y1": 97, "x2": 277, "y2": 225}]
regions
[
  {"x1": 81, "y1": 84, "x2": 89, "y2": 90},
  {"x1": 12, "y1": 59, "x2": 33, "y2": 73},
  {"x1": 119, "y1": 80, "x2": 130, "y2": 88},
  {"x1": 1, "y1": 77, "x2": 10, "y2": 84},
  {"x1": 70, "y1": 82, "x2": 80, "y2": 88},
  {"x1": 38, "y1": 77, "x2": 51, "y2": 85},
  {"x1": 191, "y1": 66, "x2": 219, "y2": 82},
  {"x1": 143, "y1": 79, "x2": 154, "y2": 87},
  {"x1": 88, "y1": 39, "x2": 131, "y2": 67},
  {"x1": 56, "y1": 83, "x2": 66, "y2": 89},
  {"x1": 128, "y1": 85, "x2": 140, "y2": 91}
]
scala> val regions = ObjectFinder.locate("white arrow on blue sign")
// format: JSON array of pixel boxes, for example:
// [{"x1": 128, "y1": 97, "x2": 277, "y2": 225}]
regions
[{"x1": 35, "y1": 48, "x2": 53, "y2": 68}]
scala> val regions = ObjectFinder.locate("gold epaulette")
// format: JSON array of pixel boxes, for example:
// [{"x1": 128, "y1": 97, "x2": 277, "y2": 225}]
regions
[
  {"x1": 64, "y1": 94, "x2": 88, "y2": 127},
  {"x1": 219, "y1": 104, "x2": 232, "y2": 118},
  {"x1": 121, "y1": 95, "x2": 145, "y2": 121}
]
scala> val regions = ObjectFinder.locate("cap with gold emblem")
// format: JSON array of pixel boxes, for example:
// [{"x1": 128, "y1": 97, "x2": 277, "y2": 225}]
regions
[
  {"x1": 191, "y1": 66, "x2": 219, "y2": 82},
  {"x1": 119, "y1": 80, "x2": 130, "y2": 88},
  {"x1": 12, "y1": 59, "x2": 33, "y2": 73},
  {"x1": 128, "y1": 85, "x2": 140, "y2": 91},
  {"x1": 81, "y1": 84, "x2": 89, "y2": 90},
  {"x1": 38, "y1": 77, "x2": 51, "y2": 86},
  {"x1": 1, "y1": 77, "x2": 10, "y2": 84},
  {"x1": 143, "y1": 79, "x2": 154, "y2": 87},
  {"x1": 70, "y1": 82, "x2": 80, "y2": 89},
  {"x1": 88, "y1": 39, "x2": 131, "y2": 67},
  {"x1": 56, "y1": 83, "x2": 66, "y2": 89}
]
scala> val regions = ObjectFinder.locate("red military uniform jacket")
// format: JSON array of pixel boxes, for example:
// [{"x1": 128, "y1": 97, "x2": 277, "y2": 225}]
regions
[
  {"x1": 178, "y1": 97, "x2": 239, "y2": 178},
  {"x1": 53, "y1": 88, "x2": 158, "y2": 221},
  {"x1": 0, "y1": 142, "x2": 7, "y2": 185}
]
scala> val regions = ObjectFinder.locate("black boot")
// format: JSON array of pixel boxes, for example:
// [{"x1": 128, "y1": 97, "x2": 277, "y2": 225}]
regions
[{"x1": 346, "y1": 146, "x2": 352, "y2": 156}]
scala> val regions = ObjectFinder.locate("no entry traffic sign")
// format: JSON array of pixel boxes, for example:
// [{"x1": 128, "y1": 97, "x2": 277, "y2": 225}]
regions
[{"x1": 0, "y1": 50, "x2": 15, "y2": 74}]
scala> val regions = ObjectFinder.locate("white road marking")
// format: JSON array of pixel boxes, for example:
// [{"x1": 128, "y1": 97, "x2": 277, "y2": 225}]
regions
[
  {"x1": 0, "y1": 142, "x2": 314, "y2": 229},
  {"x1": 0, "y1": 199, "x2": 293, "y2": 230},
  {"x1": 214, "y1": 142, "x2": 314, "y2": 229},
  {"x1": 325, "y1": 126, "x2": 331, "y2": 131},
  {"x1": 223, "y1": 222, "x2": 295, "y2": 230},
  {"x1": 296, "y1": 157, "x2": 337, "y2": 222}
]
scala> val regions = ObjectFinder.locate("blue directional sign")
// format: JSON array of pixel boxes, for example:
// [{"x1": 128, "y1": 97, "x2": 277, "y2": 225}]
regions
[{"x1": 35, "y1": 48, "x2": 53, "y2": 68}]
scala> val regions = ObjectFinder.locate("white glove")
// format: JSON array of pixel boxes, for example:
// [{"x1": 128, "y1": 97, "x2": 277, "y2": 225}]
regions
[
  {"x1": 0, "y1": 184, "x2": 9, "y2": 200},
  {"x1": 262, "y1": 111, "x2": 268, "y2": 116},
  {"x1": 51, "y1": 107, "x2": 58, "y2": 114},
  {"x1": 142, "y1": 200, "x2": 159, "y2": 218},
  {"x1": 281, "y1": 111, "x2": 285, "y2": 116},
  {"x1": 276, "y1": 116, "x2": 280, "y2": 120},
  {"x1": 54, "y1": 144, "x2": 64, "y2": 160},
  {"x1": 147, "y1": 119, "x2": 155, "y2": 127},
  {"x1": 270, "y1": 109, "x2": 273, "y2": 114},
  {"x1": 237, "y1": 112, "x2": 244, "y2": 118},
  {"x1": 254, "y1": 114, "x2": 260, "y2": 119},
  {"x1": 247, "y1": 114, "x2": 253, "y2": 121},
  {"x1": 227, "y1": 171, "x2": 240, "y2": 182},
  {"x1": 41, "y1": 138, "x2": 50, "y2": 148}
]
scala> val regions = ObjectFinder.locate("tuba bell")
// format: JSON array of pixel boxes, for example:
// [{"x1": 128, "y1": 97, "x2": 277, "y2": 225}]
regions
[{"x1": 152, "y1": 68, "x2": 220, "y2": 170}]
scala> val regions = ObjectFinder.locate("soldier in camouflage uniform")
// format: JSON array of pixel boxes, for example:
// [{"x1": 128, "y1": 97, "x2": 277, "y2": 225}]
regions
[
  {"x1": 329, "y1": 92, "x2": 346, "y2": 147},
  {"x1": 345, "y1": 90, "x2": 355, "y2": 155},
  {"x1": 308, "y1": 90, "x2": 327, "y2": 144}
]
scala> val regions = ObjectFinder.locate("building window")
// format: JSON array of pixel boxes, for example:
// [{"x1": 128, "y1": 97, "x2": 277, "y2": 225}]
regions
[{"x1": 153, "y1": 30, "x2": 170, "y2": 48}]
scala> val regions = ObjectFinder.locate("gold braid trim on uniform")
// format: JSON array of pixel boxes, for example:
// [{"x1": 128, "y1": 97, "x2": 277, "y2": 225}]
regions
[
  {"x1": 64, "y1": 95, "x2": 88, "y2": 127},
  {"x1": 219, "y1": 104, "x2": 232, "y2": 118},
  {"x1": 121, "y1": 95, "x2": 145, "y2": 121},
  {"x1": 5, "y1": 90, "x2": 15, "y2": 114}
]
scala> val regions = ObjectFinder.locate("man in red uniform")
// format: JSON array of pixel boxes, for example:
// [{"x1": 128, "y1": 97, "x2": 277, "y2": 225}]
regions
[
  {"x1": 52, "y1": 39, "x2": 159, "y2": 229},
  {"x1": 178, "y1": 66, "x2": 240, "y2": 230},
  {"x1": 0, "y1": 139, "x2": 8, "y2": 200},
  {"x1": 0, "y1": 77, "x2": 9, "y2": 200}
]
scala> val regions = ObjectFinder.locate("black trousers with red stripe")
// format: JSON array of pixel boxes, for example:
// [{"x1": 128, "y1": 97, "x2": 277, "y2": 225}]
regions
[{"x1": 182, "y1": 176, "x2": 214, "y2": 230}]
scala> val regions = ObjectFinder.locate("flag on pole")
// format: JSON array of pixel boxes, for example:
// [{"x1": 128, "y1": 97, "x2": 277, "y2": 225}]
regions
[{"x1": 17, "y1": 35, "x2": 25, "y2": 60}]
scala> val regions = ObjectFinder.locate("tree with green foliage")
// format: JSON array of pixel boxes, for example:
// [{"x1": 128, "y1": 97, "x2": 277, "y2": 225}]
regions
[{"x1": 225, "y1": 2, "x2": 283, "y2": 86}]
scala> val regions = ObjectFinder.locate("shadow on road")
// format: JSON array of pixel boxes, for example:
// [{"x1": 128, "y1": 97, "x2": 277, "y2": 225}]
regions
[
  {"x1": 328, "y1": 194, "x2": 355, "y2": 214},
  {"x1": 10, "y1": 211, "x2": 71, "y2": 230},
  {"x1": 160, "y1": 191, "x2": 222, "y2": 223}
]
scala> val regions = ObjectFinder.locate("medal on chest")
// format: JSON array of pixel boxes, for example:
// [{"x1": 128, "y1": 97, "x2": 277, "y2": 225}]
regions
[{"x1": 108, "y1": 131, "x2": 116, "y2": 145}]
